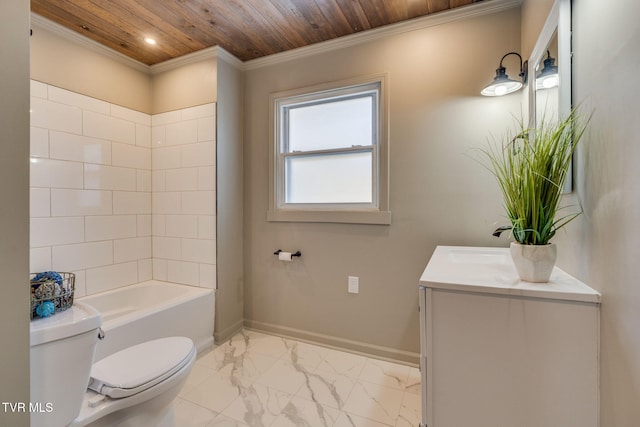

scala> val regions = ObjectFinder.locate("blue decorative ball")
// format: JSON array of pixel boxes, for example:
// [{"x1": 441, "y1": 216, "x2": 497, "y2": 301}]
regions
[{"x1": 36, "y1": 301, "x2": 56, "y2": 318}]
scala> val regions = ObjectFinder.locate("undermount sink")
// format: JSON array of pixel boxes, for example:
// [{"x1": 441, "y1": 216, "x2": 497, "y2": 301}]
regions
[{"x1": 446, "y1": 247, "x2": 508, "y2": 265}]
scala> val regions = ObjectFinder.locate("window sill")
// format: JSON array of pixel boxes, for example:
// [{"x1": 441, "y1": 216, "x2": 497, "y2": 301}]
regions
[{"x1": 267, "y1": 209, "x2": 391, "y2": 225}]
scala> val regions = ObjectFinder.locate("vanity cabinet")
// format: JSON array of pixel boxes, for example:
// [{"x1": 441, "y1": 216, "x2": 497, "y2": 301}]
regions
[{"x1": 419, "y1": 246, "x2": 600, "y2": 427}]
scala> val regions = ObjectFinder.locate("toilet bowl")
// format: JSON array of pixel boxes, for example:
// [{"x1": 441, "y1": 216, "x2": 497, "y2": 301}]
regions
[{"x1": 30, "y1": 302, "x2": 196, "y2": 427}]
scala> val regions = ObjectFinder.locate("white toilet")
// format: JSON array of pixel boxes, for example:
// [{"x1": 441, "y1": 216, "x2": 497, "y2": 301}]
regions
[{"x1": 30, "y1": 302, "x2": 196, "y2": 427}]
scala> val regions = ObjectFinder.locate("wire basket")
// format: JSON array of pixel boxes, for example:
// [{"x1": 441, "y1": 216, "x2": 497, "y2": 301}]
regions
[{"x1": 30, "y1": 272, "x2": 75, "y2": 320}]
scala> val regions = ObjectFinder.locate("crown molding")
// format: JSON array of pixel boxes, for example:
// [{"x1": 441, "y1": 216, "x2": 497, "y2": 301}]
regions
[
  {"x1": 30, "y1": 13, "x2": 151, "y2": 74},
  {"x1": 243, "y1": 0, "x2": 522, "y2": 70},
  {"x1": 149, "y1": 45, "x2": 243, "y2": 75}
]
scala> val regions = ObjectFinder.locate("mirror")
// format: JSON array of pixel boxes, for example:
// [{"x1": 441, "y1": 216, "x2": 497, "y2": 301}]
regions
[
  {"x1": 528, "y1": 0, "x2": 572, "y2": 192},
  {"x1": 534, "y1": 31, "x2": 559, "y2": 129}
]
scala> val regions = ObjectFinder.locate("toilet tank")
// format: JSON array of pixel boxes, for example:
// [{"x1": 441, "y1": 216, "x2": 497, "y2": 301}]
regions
[{"x1": 30, "y1": 302, "x2": 102, "y2": 427}]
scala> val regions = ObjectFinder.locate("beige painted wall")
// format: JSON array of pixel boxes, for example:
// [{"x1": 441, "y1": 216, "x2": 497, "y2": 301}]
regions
[
  {"x1": 151, "y1": 59, "x2": 217, "y2": 114},
  {"x1": 215, "y1": 58, "x2": 245, "y2": 342},
  {"x1": 568, "y1": 0, "x2": 640, "y2": 423},
  {"x1": 0, "y1": 1, "x2": 31, "y2": 425},
  {"x1": 520, "y1": 0, "x2": 555, "y2": 59},
  {"x1": 30, "y1": 20, "x2": 218, "y2": 116},
  {"x1": 243, "y1": 7, "x2": 522, "y2": 360},
  {"x1": 522, "y1": 0, "x2": 640, "y2": 423},
  {"x1": 30, "y1": 25, "x2": 152, "y2": 113}
]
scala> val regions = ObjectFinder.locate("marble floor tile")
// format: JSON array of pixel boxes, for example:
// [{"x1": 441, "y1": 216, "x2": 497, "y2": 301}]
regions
[
  {"x1": 295, "y1": 370, "x2": 356, "y2": 410},
  {"x1": 221, "y1": 383, "x2": 292, "y2": 427},
  {"x1": 316, "y1": 348, "x2": 367, "y2": 379},
  {"x1": 358, "y1": 359, "x2": 410, "y2": 390},
  {"x1": 226, "y1": 352, "x2": 281, "y2": 384},
  {"x1": 333, "y1": 412, "x2": 393, "y2": 427},
  {"x1": 174, "y1": 397, "x2": 219, "y2": 427},
  {"x1": 343, "y1": 381, "x2": 405, "y2": 426},
  {"x1": 395, "y1": 392, "x2": 421, "y2": 427},
  {"x1": 180, "y1": 362, "x2": 218, "y2": 398},
  {"x1": 256, "y1": 359, "x2": 309, "y2": 395},
  {"x1": 281, "y1": 340, "x2": 329, "y2": 371},
  {"x1": 198, "y1": 333, "x2": 252, "y2": 372},
  {"x1": 208, "y1": 414, "x2": 251, "y2": 427},
  {"x1": 271, "y1": 396, "x2": 341, "y2": 427},
  {"x1": 198, "y1": 341, "x2": 279, "y2": 384},
  {"x1": 244, "y1": 330, "x2": 290, "y2": 359},
  {"x1": 180, "y1": 330, "x2": 422, "y2": 427},
  {"x1": 404, "y1": 367, "x2": 421, "y2": 395},
  {"x1": 183, "y1": 369, "x2": 245, "y2": 413}
]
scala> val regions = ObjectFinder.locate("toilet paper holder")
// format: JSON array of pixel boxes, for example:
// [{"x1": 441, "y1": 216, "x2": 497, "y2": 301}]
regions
[{"x1": 273, "y1": 249, "x2": 302, "y2": 258}]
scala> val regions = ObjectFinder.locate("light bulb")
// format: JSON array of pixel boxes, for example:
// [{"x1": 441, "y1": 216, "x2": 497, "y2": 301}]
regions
[{"x1": 542, "y1": 75, "x2": 559, "y2": 89}]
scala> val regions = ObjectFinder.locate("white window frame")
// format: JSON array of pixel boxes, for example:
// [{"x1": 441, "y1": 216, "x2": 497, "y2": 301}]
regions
[{"x1": 268, "y1": 74, "x2": 390, "y2": 225}]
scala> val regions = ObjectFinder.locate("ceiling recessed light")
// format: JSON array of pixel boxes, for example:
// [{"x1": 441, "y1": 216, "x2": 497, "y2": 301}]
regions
[{"x1": 144, "y1": 37, "x2": 157, "y2": 45}]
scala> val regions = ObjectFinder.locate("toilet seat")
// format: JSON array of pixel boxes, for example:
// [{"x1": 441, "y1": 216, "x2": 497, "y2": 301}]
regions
[{"x1": 88, "y1": 337, "x2": 195, "y2": 399}]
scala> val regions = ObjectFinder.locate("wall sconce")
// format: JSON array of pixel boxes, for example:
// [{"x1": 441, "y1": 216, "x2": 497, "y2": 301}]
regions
[
  {"x1": 536, "y1": 50, "x2": 559, "y2": 89},
  {"x1": 481, "y1": 52, "x2": 528, "y2": 97}
]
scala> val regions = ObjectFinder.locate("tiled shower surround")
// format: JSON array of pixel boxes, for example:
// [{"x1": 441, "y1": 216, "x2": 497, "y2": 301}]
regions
[{"x1": 29, "y1": 81, "x2": 216, "y2": 297}]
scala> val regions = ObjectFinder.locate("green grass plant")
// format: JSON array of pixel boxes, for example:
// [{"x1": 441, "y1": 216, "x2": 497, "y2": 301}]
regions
[{"x1": 478, "y1": 109, "x2": 589, "y2": 245}]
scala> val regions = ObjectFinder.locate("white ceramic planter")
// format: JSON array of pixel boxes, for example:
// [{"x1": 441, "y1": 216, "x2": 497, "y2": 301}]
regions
[{"x1": 510, "y1": 242, "x2": 557, "y2": 283}]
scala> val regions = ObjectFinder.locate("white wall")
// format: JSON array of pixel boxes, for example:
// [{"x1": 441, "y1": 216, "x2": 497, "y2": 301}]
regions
[
  {"x1": 29, "y1": 82, "x2": 153, "y2": 296},
  {"x1": 29, "y1": 81, "x2": 217, "y2": 295},
  {"x1": 151, "y1": 104, "x2": 218, "y2": 288}
]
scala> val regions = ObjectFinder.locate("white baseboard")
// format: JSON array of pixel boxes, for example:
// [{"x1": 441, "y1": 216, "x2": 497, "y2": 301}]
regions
[
  {"x1": 214, "y1": 318, "x2": 244, "y2": 344},
  {"x1": 243, "y1": 319, "x2": 419, "y2": 366}
]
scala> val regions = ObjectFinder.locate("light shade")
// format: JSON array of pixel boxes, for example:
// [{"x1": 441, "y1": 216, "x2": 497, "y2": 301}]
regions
[
  {"x1": 481, "y1": 67, "x2": 523, "y2": 96},
  {"x1": 481, "y1": 52, "x2": 526, "y2": 97},
  {"x1": 536, "y1": 53, "x2": 559, "y2": 89}
]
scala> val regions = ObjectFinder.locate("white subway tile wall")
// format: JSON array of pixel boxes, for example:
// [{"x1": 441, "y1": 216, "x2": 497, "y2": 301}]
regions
[
  {"x1": 151, "y1": 104, "x2": 217, "y2": 288},
  {"x1": 29, "y1": 80, "x2": 217, "y2": 296}
]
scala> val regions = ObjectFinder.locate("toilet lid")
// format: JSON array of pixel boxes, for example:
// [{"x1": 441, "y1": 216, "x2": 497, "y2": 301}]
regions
[{"x1": 88, "y1": 336, "x2": 195, "y2": 399}]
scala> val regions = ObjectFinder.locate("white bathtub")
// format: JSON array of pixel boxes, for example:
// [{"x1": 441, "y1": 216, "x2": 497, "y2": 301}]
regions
[{"x1": 78, "y1": 280, "x2": 215, "y2": 362}]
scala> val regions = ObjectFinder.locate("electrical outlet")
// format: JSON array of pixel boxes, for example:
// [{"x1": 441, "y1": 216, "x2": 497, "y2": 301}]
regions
[{"x1": 348, "y1": 276, "x2": 359, "y2": 294}]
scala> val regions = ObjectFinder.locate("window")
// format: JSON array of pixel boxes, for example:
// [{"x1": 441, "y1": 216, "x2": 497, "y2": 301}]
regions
[{"x1": 268, "y1": 75, "x2": 390, "y2": 224}]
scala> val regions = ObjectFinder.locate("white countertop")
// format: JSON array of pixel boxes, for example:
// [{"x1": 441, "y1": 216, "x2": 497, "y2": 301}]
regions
[{"x1": 420, "y1": 246, "x2": 601, "y2": 303}]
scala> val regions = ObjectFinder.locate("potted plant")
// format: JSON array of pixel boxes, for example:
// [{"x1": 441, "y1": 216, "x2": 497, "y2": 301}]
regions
[{"x1": 478, "y1": 109, "x2": 589, "y2": 282}]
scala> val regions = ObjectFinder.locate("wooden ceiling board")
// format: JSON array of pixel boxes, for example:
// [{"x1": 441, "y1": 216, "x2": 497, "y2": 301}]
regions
[
  {"x1": 406, "y1": 1, "x2": 432, "y2": 19},
  {"x1": 451, "y1": 0, "x2": 477, "y2": 6},
  {"x1": 178, "y1": 2, "x2": 261, "y2": 55},
  {"x1": 199, "y1": 1, "x2": 282, "y2": 58},
  {"x1": 244, "y1": 0, "x2": 309, "y2": 48},
  {"x1": 283, "y1": 0, "x2": 342, "y2": 41},
  {"x1": 33, "y1": 0, "x2": 194, "y2": 64},
  {"x1": 31, "y1": 0, "x2": 481, "y2": 65},
  {"x1": 356, "y1": 1, "x2": 390, "y2": 28},
  {"x1": 427, "y1": 0, "x2": 453, "y2": 13},
  {"x1": 88, "y1": 0, "x2": 200, "y2": 55},
  {"x1": 310, "y1": 0, "x2": 361, "y2": 38},
  {"x1": 330, "y1": 0, "x2": 373, "y2": 33}
]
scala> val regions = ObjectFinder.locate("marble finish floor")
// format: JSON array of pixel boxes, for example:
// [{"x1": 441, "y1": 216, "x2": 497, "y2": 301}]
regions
[{"x1": 176, "y1": 330, "x2": 421, "y2": 427}]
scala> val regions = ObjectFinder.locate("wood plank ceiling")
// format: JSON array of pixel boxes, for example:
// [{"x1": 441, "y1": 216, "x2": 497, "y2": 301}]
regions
[{"x1": 31, "y1": 0, "x2": 482, "y2": 65}]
